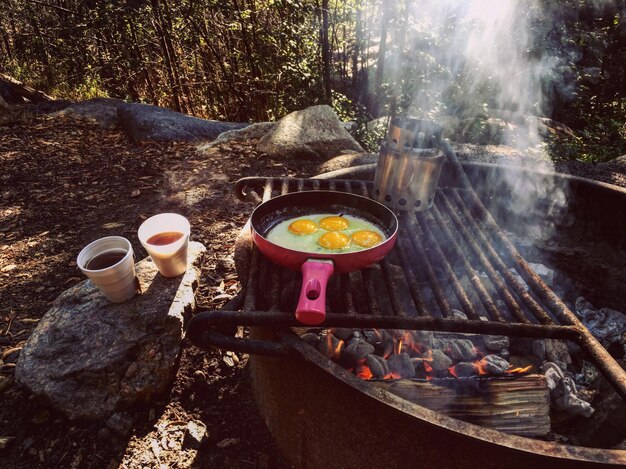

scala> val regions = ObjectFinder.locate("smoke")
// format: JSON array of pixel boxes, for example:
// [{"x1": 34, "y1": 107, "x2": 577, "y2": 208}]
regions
[{"x1": 376, "y1": 0, "x2": 586, "y2": 244}]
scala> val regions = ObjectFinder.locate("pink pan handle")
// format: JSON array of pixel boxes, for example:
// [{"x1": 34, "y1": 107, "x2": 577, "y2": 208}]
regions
[{"x1": 295, "y1": 259, "x2": 334, "y2": 325}]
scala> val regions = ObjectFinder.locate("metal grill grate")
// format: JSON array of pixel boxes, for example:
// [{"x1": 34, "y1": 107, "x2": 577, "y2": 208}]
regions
[{"x1": 209, "y1": 174, "x2": 626, "y2": 401}]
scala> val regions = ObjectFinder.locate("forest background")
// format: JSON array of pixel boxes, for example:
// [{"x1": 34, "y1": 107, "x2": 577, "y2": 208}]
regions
[{"x1": 1, "y1": 0, "x2": 625, "y2": 162}]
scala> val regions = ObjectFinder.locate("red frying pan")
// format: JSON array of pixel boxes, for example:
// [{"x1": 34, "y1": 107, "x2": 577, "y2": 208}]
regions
[{"x1": 250, "y1": 190, "x2": 398, "y2": 325}]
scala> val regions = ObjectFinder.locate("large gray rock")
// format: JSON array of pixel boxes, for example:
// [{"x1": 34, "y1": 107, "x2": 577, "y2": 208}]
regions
[
  {"x1": 16, "y1": 242, "x2": 206, "y2": 420},
  {"x1": 317, "y1": 152, "x2": 378, "y2": 174},
  {"x1": 199, "y1": 121, "x2": 276, "y2": 150},
  {"x1": 118, "y1": 103, "x2": 248, "y2": 142},
  {"x1": 257, "y1": 105, "x2": 363, "y2": 160},
  {"x1": 52, "y1": 98, "x2": 125, "y2": 129}
]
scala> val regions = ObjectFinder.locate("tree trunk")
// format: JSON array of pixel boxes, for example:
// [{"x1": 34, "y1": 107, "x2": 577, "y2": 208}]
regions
[
  {"x1": 372, "y1": 2, "x2": 391, "y2": 116},
  {"x1": 150, "y1": 0, "x2": 182, "y2": 113},
  {"x1": 321, "y1": 0, "x2": 332, "y2": 104}
]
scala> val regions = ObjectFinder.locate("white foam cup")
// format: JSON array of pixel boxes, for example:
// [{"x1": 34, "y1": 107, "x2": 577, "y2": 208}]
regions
[
  {"x1": 77, "y1": 236, "x2": 137, "y2": 303},
  {"x1": 137, "y1": 213, "x2": 190, "y2": 278}
]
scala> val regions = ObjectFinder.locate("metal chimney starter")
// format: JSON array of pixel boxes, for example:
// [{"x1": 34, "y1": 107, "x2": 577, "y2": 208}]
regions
[{"x1": 373, "y1": 117, "x2": 445, "y2": 211}]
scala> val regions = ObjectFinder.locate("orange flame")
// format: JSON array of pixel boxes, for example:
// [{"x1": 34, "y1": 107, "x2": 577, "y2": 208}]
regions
[
  {"x1": 475, "y1": 360, "x2": 488, "y2": 375},
  {"x1": 507, "y1": 365, "x2": 533, "y2": 374},
  {"x1": 396, "y1": 339, "x2": 403, "y2": 355},
  {"x1": 334, "y1": 340, "x2": 344, "y2": 360},
  {"x1": 356, "y1": 365, "x2": 373, "y2": 380},
  {"x1": 448, "y1": 366, "x2": 458, "y2": 378}
]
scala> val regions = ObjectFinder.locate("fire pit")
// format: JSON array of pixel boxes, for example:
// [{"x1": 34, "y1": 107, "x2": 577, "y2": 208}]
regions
[{"x1": 188, "y1": 148, "x2": 626, "y2": 467}]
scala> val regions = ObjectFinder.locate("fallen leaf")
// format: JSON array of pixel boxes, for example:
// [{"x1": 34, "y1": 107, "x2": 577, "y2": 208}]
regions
[
  {"x1": 213, "y1": 294, "x2": 232, "y2": 301},
  {"x1": 130, "y1": 189, "x2": 141, "y2": 198},
  {"x1": 1, "y1": 264, "x2": 17, "y2": 272},
  {"x1": 0, "y1": 436, "x2": 14, "y2": 450},
  {"x1": 216, "y1": 438, "x2": 239, "y2": 449},
  {"x1": 102, "y1": 222, "x2": 125, "y2": 230},
  {"x1": 64, "y1": 277, "x2": 81, "y2": 286}
]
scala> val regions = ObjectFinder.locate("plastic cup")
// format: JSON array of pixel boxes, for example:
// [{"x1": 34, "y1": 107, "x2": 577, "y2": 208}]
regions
[
  {"x1": 138, "y1": 213, "x2": 190, "y2": 278},
  {"x1": 77, "y1": 236, "x2": 137, "y2": 303}
]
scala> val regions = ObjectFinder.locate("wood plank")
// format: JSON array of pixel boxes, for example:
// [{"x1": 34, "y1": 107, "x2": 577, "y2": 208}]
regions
[{"x1": 375, "y1": 374, "x2": 550, "y2": 437}]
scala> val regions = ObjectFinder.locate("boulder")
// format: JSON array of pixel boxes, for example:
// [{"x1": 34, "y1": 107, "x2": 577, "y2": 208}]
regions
[
  {"x1": 15, "y1": 242, "x2": 206, "y2": 421},
  {"x1": 257, "y1": 105, "x2": 363, "y2": 160},
  {"x1": 199, "y1": 121, "x2": 276, "y2": 150},
  {"x1": 317, "y1": 152, "x2": 378, "y2": 174},
  {"x1": 52, "y1": 98, "x2": 125, "y2": 129},
  {"x1": 118, "y1": 102, "x2": 248, "y2": 143},
  {"x1": 599, "y1": 155, "x2": 626, "y2": 171}
]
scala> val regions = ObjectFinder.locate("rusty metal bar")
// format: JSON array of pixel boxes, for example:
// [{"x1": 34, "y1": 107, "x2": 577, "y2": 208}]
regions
[
  {"x1": 447, "y1": 189, "x2": 556, "y2": 325},
  {"x1": 361, "y1": 267, "x2": 383, "y2": 316},
  {"x1": 422, "y1": 208, "x2": 504, "y2": 321},
  {"x1": 437, "y1": 191, "x2": 532, "y2": 325},
  {"x1": 460, "y1": 187, "x2": 626, "y2": 400},
  {"x1": 262, "y1": 178, "x2": 274, "y2": 200},
  {"x1": 269, "y1": 262, "x2": 281, "y2": 312},
  {"x1": 340, "y1": 274, "x2": 357, "y2": 315},
  {"x1": 380, "y1": 257, "x2": 408, "y2": 316},
  {"x1": 244, "y1": 248, "x2": 261, "y2": 312},
  {"x1": 395, "y1": 234, "x2": 430, "y2": 316},
  {"x1": 406, "y1": 214, "x2": 478, "y2": 319},
  {"x1": 280, "y1": 178, "x2": 289, "y2": 195},
  {"x1": 359, "y1": 181, "x2": 370, "y2": 197},
  {"x1": 198, "y1": 310, "x2": 582, "y2": 341}
]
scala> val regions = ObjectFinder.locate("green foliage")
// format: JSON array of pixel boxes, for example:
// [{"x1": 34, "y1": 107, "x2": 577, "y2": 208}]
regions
[
  {"x1": 0, "y1": 0, "x2": 624, "y2": 164},
  {"x1": 548, "y1": 98, "x2": 626, "y2": 163}
]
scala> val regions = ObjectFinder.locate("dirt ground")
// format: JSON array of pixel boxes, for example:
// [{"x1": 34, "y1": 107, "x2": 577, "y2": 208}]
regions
[
  {"x1": 1, "y1": 114, "x2": 625, "y2": 469},
  {"x1": 0, "y1": 114, "x2": 322, "y2": 469}
]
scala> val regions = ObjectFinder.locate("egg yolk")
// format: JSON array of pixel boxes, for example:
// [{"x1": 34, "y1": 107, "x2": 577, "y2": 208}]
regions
[
  {"x1": 288, "y1": 219, "x2": 318, "y2": 235},
  {"x1": 319, "y1": 216, "x2": 349, "y2": 231},
  {"x1": 351, "y1": 230, "x2": 383, "y2": 248},
  {"x1": 318, "y1": 231, "x2": 351, "y2": 250}
]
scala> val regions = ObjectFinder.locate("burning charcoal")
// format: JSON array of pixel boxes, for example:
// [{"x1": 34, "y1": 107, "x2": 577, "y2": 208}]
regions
[
  {"x1": 431, "y1": 338, "x2": 445, "y2": 351},
  {"x1": 365, "y1": 354, "x2": 390, "y2": 379},
  {"x1": 430, "y1": 349, "x2": 452, "y2": 372},
  {"x1": 300, "y1": 333, "x2": 319, "y2": 348},
  {"x1": 498, "y1": 349, "x2": 510, "y2": 360},
  {"x1": 372, "y1": 329, "x2": 394, "y2": 356},
  {"x1": 575, "y1": 297, "x2": 626, "y2": 349},
  {"x1": 452, "y1": 362, "x2": 476, "y2": 378},
  {"x1": 363, "y1": 329, "x2": 383, "y2": 346},
  {"x1": 343, "y1": 341, "x2": 375, "y2": 366},
  {"x1": 387, "y1": 353, "x2": 415, "y2": 379},
  {"x1": 352, "y1": 330, "x2": 364, "y2": 340},
  {"x1": 446, "y1": 339, "x2": 478, "y2": 361},
  {"x1": 317, "y1": 332, "x2": 343, "y2": 360},
  {"x1": 412, "y1": 330, "x2": 434, "y2": 348},
  {"x1": 331, "y1": 328, "x2": 355, "y2": 341},
  {"x1": 480, "y1": 355, "x2": 510, "y2": 375},
  {"x1": 482, "y1": 335, "x2": 509, "y2": 351}
]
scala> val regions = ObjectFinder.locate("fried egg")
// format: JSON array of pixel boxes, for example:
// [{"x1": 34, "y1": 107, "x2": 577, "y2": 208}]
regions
[
  {"x1": 266, "y1": 213, "x2": 386, "y2": 254},
  {"x1": 319, "y1": 216, "x2": 349, "y2": 231},
  {"x1": 288, "y1": 219, "x2": 318, "y2": 235},
  {"x1": 351, "y1": 230, "x2": 383, "y2": 248},
  {"x1": 318, "y1": 231, "x2": 351, "y2": 249}
]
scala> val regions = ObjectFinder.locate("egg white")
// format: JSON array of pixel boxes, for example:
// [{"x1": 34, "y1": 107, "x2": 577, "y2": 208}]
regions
[{"x1": 266, "y1": 213, "x2": 386, "y2": 254}]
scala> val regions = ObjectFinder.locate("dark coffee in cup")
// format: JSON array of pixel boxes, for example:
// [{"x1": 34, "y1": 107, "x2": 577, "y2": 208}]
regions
[
  {"x1": 85, "y1": 249, "x2": 127, "y2": 270},
  {"x1": 147, "y1": 232, "x2": 184, "y2": 246}
]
